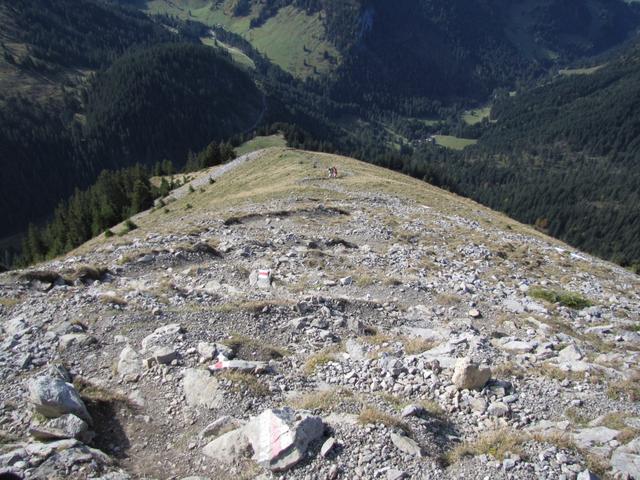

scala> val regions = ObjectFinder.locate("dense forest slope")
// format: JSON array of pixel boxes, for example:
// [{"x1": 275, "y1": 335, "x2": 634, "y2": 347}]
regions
[
  {"x1": 143, "y1": 0, "x2": 640, "y2": 113},
  {"x1": 0, "y1": 0, "x2": 263, "y2": 241},
  {"x1": 419, "y1": 42, "x2": 640, "y2": 270},
  {"x1": 83, "y1": 43, "x2": 262, "y2": 169}
]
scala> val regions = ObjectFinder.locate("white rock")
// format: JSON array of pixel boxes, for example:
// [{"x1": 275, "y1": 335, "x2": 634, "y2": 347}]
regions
[
  {"x1": 611, "y1": 438, "x2": 640, "y2": 479},
  {"x1": 452, "y1": 357, "x2": 491, "y2": 391},
  {"x1": 141, "y1": 323, "x2": 182, "y2": 352},
  {"x1": 117, "y1": 346, "x2": 142, "y2": 378},
  {"x1": 558, "y1": 344, "x2": 583, "y2": 362},
  {"x1": 573, "y1": 427, "x2": 619, "y2": 449},
  {"x1": 202, "y1": 428, "x2": 252, "y2": 463},
  {"x1": 183, "y1": 368, "x2": 223, "y2": 409},
  {"x1": 243, "y1": 408, "x2": 325, "y2": 472},
  {"x1": 390, "y1": 432, "x2": 423, "y2": 457},
  {"x1": 321, "y1": 437, "x2": 337, "y2": 457},
  {"x1": 209, "y1": 359, "x2": 268, "y2": 373}
]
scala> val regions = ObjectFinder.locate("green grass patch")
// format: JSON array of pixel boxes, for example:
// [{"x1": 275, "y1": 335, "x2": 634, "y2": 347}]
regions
[
  {"x1": 433, "y1": 135, "x2": 478, "y2": 150},
  {"x1": 529, "y1": 287, "x2": 593, "y2": 310},
  {"x1": 146, "y1": 2, "x2": 338, "y2": 78},
  {"x1": 462, "y1": 106, "x2": 491, "y2": 125}
]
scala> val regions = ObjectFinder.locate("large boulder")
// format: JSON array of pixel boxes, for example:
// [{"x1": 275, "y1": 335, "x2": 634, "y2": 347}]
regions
[
  {"x1": 202, "y1": 428, "x2": 252, "y2": 463},
  {"x1": 183, "y1": 369, "x2": 223, "y2": 409},
  {"x1": 117, "y1": 346, "x2": 142, "y2": 378},
  {"x1": 28, "y1": 376, "x2": 92, "y2": 425},
  {"x1": 243, "y1": 408, "x2": 325, "y2": 472},
  {"x1": 141, "y1": 323, "x2": 182, "y2": 352},
  {"x1": 30, "y1": 413, "x2": 92, "y2": 443},
  {"x1": 452, "y1": 357, "x2": 491, "y2": 391},
  {"x1": 202, "y1": 408, "x2": 325, "y2": 472},
  {"x1": 611, "y1": 437, "x2": 640, "y2": 479}
]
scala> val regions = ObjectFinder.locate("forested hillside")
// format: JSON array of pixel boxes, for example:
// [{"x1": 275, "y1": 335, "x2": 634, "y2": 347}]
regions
[
  {"x1": 0, "y1": 0, "x2": 264, "y2": 243},
  {"x1": 143, "y1": 0, "x2": 640, "y2": 114},
  {"x1": 416, "y1": 43, "x2": 640, "y2": 270},
  {"x1": 83, "y1": 43, "x2": 262, "y2": 169}
]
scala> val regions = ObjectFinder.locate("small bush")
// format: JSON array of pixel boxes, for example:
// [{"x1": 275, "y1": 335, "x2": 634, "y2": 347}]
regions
[
  {"x1": 118, "y1": 219, "x2": 138, "y2": 236},
  {"x1": 529, "y1": 287, "x2": 592, "y2": 310},
  {"x1": 104, "y1": 229, "x2": 114, "y2": 238}
]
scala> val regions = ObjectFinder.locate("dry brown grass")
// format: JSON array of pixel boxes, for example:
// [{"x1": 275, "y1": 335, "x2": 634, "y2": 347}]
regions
[
  {"x1": 564, "y1": 407, "x2": 592, "y2": 426},
  {"x1": 303, "y1": 346, "x2": 343, "y2": 375},
  {"x1": 402, "y1": 337, "x2": 437, "y2": 355},
  {"x1": 358, "y1": 406, "x2": 410, "y2": 434},
  {"x1": 492, "y1": 362, "x2": 527, "y2": 380},
  {"x1": 291, "y1": 388, "x2": 360, "y2": 413},
  {"x1": 214, "y1": 299, "x2": 293, "y2": 314},
  {"x1": 607, "y1": 371, "x2": 640, "y2": 401},
  {"x1": 445, "y1": 429, "x2": 527, "y2": 465},
  {"x1": 360, "y1": 332, "x2": 394, "y2": 346},
  {"x1": 0, "y1": 297, "x2": 20, "y2": 307},
  {"x1": 598, "y1": 412, "x2": 640, "y2": 444},
  {"x1": 355, "y1": 273, "x2": 376, "y2": 287},
  {"x1": 99, "y1": 294, "x2": 127, "y2": 306},
  {"x1": 221, "y1": 334, "x2": 288, "y2": 361},
  {"x1": 532, "y1": 431, "x2": 610, "y2": 478},
  {"x1": 436, "y1": 293, "x2": 461, "y2": 306},
  {"x1": 73, "y1": 378, "x2": 133, "y2": 406},
  {"x1": 218, "y1": 371, "x2": 270, "y2": 397},
  {"x1": 378, "y1": 393, "x2": 444, "y2": 418}
]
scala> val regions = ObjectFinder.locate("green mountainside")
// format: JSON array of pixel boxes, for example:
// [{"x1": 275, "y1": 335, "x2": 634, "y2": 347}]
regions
[
  {"x1": 0, "y1": 0, "x2": 263, "y2": 243},
  {"x1": 141, "y1": 0, "x2": 640, "y2": 113},
  {"x1": 417, "y1": 42, "x2": 640, "y2": 270}
]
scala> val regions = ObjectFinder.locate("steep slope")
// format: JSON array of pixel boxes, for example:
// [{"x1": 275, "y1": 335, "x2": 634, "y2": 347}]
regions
[
  {"x1": 143, "y1": 0, "x2": 640, "y2": 111},
  {"x1": 417, "y1": 41, "x2": 640, "y2": 270},
  {"x1": 1, "y1": 148, "x2": 639, "y2": 479},
  {"x1": 0, "y1": 34, "x2": 262, "y2": 241}
]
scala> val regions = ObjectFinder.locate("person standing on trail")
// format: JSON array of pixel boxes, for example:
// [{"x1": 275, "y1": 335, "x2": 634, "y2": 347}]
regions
[{"x1": 333, "y1": 166, "x2": 338, "y2": 178}]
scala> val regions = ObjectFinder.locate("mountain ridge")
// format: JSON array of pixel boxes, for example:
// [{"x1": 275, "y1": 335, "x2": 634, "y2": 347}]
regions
[{"x1": 1, "y1": 147, "x2": 639, "y2": 479}]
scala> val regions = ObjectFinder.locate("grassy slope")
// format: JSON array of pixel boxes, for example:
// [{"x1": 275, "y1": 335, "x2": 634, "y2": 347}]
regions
[
  {"x1": 145, "y1": 0, "x2": 338, "y2": 78},
  {"x1": 77, "y1": 147, "x2": 565, "y2": 256},
  {"x1": 201, "y1": 37, "x2": 255, "y2": 70},
  {"x1": 235, "y1": 134, "x2": 286, "y2": 156}
]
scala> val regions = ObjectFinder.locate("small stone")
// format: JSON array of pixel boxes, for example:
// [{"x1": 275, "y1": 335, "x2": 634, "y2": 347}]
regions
[
  {"x1": 390, "y1": 432, "x2": 423, "y2": 457},
  {"x1": 321, "y1": 437, "x2": 337, "y2": 458}
]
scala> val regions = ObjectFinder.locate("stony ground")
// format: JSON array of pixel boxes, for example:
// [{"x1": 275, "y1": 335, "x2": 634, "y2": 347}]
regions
[{"x1": 1, "y1": 148, "x2": 639, "y2": 480}]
